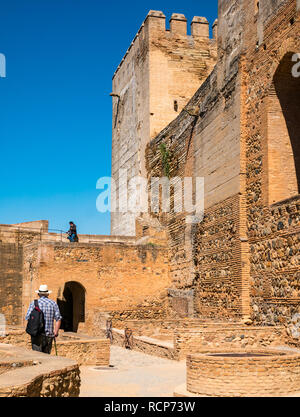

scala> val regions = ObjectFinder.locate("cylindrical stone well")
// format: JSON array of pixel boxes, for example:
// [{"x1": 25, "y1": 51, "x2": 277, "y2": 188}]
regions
[{"x1": 186, "y1": 348, "x2": 300, "y2": 397}]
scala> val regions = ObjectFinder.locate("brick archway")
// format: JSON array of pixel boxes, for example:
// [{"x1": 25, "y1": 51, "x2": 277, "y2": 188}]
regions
[{"x1": 265, "y1": 50, "x2": 300, "y2": 204}]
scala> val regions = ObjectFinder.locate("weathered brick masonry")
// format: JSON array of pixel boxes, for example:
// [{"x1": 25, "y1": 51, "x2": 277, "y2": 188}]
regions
[
  {"x1": 0, "y1": 243, "x2": 23, "y2": 325},
  {"x1": 243, "y1": 0, "x2": 300, "y2": 325},
  {"x1": 21, "y1": 241, "x2": 170, "y2": 333},
  {"x1": 0, "y1": 221, "x2": 171, "y2": 330},
  {"x1": 111, "y1": 11, "x2": 217, "y2": 236},
  {"x1": 145, "y1": 0, "x2": 247, "y2": 319},
  {"x1": 186, "y1": 348, "x2": 300, "y2": 397},
  {"x1": 145, "y1": 0, "x2": 300, "y2": 323},
  {"x1": 1, "y1": 0, "x2": 300, "y2": 343}
]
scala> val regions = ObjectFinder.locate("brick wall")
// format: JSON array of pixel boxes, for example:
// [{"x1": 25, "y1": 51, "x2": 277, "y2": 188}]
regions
[
  {"x1": 143, "y1": 0, "x2": 300, "y2": 322},
  {"x1": 174, "y1": 325, "x2": 284, "y2": 360},
  {"x1": 21, "y1": 242, "x2": 171, "y2": 334},
  {"x1": 244, "y1": 0, "x2": 300, "y2": 325},
  {"x1": 0, "y1": 243, "x2": 23, "y2": 325},
  {"x1": 145, "y1": 59, "x2": 245, "y2": 319},
  {"x1": 186, "y1": 348, "x2": 300, "y2": 397}
]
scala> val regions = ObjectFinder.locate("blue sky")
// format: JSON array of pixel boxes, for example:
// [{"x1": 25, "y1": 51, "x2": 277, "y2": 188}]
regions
[{"x1": 0, "y1": 0, "x2": 218, "y2": 235}]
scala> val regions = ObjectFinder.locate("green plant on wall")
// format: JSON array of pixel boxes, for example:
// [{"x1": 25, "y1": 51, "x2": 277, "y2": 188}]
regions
[{"x1": 159, "y1": 143, "x2": 171, "y2": 178}]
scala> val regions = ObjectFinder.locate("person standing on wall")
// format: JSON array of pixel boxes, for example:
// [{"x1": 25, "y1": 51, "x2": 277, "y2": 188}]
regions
[
  {"x1": 67, "y1": 221, "x2": 78, "y2": 242},
  {"x1": 25, "y1": 285, "x2": 62, "y2": 354}
]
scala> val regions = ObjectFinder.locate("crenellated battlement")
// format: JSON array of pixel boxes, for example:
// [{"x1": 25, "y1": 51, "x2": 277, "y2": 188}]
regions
[
  {"x1": 113, "y1": 10, "x2": 217, "y2": 79},
  {"x1": 111, "y1": 10, "x2": 218, "y2": 237}
]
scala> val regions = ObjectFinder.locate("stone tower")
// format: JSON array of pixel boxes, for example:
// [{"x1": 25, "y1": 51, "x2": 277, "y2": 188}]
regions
[{"x1": 111, "y1": 10, "x2": 217, "y2": 236}]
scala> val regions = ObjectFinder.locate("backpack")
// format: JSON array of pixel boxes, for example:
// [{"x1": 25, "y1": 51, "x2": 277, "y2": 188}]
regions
[{"x1": 26, "y1": 300, "x2": 45, "y2": 337}]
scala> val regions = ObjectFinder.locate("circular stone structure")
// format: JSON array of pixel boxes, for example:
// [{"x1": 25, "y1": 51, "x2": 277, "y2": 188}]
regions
[{"x1": 184, "y1": 348, "x2": 300, "y2": 397}]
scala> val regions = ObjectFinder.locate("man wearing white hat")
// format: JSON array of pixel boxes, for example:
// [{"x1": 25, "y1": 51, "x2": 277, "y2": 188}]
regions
[{"x1": 25, "y1": 285, "x2": 62, "y2": 354}]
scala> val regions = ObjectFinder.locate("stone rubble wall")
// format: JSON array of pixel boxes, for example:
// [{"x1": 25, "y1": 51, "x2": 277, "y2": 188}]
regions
[
  {"x1": 244, "y1": 0, "x2": 300, "y2": 325},
  {"x1": 0, "y1": 366, "x2": 80, "y2": 397}
]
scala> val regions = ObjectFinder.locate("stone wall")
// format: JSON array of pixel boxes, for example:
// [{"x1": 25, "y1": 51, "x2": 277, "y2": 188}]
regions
[{"x1": 249, "y1": 196, "x2": 300, "y2": 325}]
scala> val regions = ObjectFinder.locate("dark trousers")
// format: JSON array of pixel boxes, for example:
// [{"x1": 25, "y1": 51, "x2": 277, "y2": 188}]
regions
[{"x1": 31, "y1": 334, "x2": 53, "y2": 354}]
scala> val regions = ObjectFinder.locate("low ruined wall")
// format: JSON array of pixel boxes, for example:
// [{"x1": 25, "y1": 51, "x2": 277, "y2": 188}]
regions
[
  {"x1": 0, "y1": 344, "x2": 80, "y2": 397},
  {"x1": 0, "y1": 329, "x2": 28, "y2": 348},
  {"x1": 186, "y1": 348, "x2": 300, "y2": 397},
  {"x1": 117, "y1": 319, "x2": 237, "y2": 339},
  {"x1": 1, "y1": 365, "x2": 80, "y2": 397},
  {"x1": 53, "y1": 337, "x2": 110, "y2": 366},
  {"x1": 1, "y1": 329, "x2": 110, "y2": 366},
  {"x1": 174, "y1": 325, "x2": 284, "y2": 360},
  {"x1": 0, "y1": 365, "x2": 80, "y2": 397},
  {"x1": 100, "y1": 327, "x2": 175, "y2": 360}
]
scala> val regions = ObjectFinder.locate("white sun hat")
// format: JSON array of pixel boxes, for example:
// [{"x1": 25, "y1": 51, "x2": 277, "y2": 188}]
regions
[{"x1": 35, "y1": 284, "x2": 52, "y2": 295}]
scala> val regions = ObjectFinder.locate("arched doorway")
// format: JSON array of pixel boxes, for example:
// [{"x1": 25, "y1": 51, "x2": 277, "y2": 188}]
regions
[
  {"x1": 57, "y1": 281, "x2": 85, "y2": 333},
  {"x1": 266, "y1": 52, "x2": 300, "y2": 204}
]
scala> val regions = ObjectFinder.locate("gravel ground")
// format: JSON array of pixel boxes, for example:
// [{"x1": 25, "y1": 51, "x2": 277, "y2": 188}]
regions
[
  {"x1": 109, "y1": 346, "x2": 178, "y2": 368},
  {"x1": 79, "y1": 346, "x2": 186, "y2": 397}
]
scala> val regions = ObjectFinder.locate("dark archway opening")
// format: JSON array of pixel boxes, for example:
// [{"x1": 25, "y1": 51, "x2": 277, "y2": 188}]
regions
[
  {"x1": 267, "y1": 52, "x2": 300, "y2": 204},
  {"x1": 57, "y1": 281, "x2": 85, "y2": 333}
]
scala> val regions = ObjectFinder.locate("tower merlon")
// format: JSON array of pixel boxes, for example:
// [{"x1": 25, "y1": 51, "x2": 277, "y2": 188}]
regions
[
  {"x1": 191, "y1": 16, "x2": 209, "y2": 38},
  {"x1": 170, "y1": 13, "x2": 187, "y2": 36},
  {"x1": 146, "y1": 10, "x2": 166, "y2": 31},
  {"x1": 147, "y1": 10, "x2": 166, "y2": 19},
  {"x1": 212, "y1": 19, "x2": 218, "y2": 40}
]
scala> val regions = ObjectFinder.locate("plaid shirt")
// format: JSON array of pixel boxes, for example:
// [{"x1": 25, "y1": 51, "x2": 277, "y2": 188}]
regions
[{"x1": 25, "y1": 296, "x2": 62, "y2": 337}]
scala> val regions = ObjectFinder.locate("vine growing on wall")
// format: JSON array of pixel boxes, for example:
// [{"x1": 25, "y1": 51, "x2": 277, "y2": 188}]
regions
[{"x1": 159, "y1": 143, "x2": 171, "y2": 178}]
